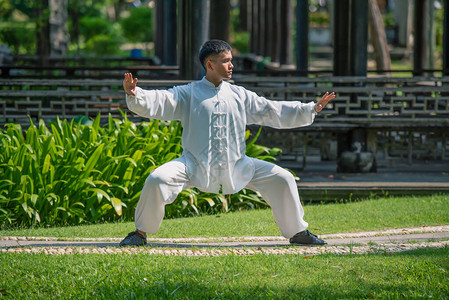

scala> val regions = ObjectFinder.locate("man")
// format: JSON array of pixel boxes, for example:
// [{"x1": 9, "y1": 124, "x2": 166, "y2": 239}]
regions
[{"x1": 120, "y1": 40, "x2": 335, "y2": 246}]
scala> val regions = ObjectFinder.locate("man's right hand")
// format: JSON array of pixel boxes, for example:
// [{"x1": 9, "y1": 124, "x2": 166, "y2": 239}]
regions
[{"x1": 123, "y1": 73, "x2": 138, "y2": 96}]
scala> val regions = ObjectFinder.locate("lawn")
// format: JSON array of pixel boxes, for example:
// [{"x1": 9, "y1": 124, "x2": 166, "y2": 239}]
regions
[
  {"x1": 1, "y1": 194, "x2": 448, "y2": 299},
  {"x1": 1, "y1": 248, "x2": 448, "y2": 299},
  {"x1": 1, "y1": 194, "x2": 448, "y2": 238}
]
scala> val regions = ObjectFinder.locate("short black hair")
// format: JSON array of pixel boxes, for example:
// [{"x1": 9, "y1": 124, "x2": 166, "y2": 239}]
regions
[{"x1": 198, "y1": 40, "x2": 232, "y2": 69}]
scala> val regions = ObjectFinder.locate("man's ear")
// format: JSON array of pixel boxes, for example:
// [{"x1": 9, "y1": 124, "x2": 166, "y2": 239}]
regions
[{"x1": 206, "y1": 60, "x2": 213, "y2": 72}]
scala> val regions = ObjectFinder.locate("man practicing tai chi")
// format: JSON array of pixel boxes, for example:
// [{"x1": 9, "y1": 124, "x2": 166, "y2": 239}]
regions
[{"x1": 120, "y1": 40, "x2": 335, "y2": 246}]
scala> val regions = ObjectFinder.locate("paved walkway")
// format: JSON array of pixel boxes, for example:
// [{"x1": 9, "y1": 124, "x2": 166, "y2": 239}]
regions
[
  {"x1": 283, "y1": 161, "x2": 449, "y2": 200},
  {"x1": 2, "y1": 226, "x2": 448, "y2": 256}
]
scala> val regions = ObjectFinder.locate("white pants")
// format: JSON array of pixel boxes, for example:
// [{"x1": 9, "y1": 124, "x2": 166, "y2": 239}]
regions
[{"x1": 134, "y1": 157, "x2": 308, "y2": 238}]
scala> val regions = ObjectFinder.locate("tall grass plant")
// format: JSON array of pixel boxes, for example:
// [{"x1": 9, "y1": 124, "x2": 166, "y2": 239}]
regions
[{"x1": 0, "y1": 113, "x2": 279, "y2": 228}]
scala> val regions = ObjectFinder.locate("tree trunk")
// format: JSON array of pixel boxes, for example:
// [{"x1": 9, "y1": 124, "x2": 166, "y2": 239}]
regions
[
  {"x1": 49, "y1": 0, "x2": 69, "y2": 57},
  {"x1": 368, "y1": 0, "x2": 391, "y2": 74},
  {"x1": 444, "y1": 0, "x2": 449, "y2": 75},
  {"x1": 35, "y1": 0, "x2": 51, "y2": 65}
]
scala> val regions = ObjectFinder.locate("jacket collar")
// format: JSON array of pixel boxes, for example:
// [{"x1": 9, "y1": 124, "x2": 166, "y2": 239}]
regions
[{"x1": 201, "y1": 77, "x2": 224, "y2": 89}]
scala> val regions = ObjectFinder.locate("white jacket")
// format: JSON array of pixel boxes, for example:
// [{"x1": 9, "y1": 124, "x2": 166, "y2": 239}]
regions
[{"x1": 126, "y1": 77, "x2": 316, "y2": 194}]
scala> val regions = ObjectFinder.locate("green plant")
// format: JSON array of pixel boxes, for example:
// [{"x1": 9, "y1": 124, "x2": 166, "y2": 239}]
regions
[
  {"x1": 79, "y1": 16, "x2": 115, "y2": 42},
  {"x1": 0, "y1": 22, "x2": 35, "y2": 55},
  {"x1": 0, "y1": 114, "x2": 280, "y2": 228},
  {"x1": 84, "y1": 34, "x2": 122, "y2": 55},
  {"x1": 120, "y1": 6, "x2": 153, "y2": 43},
  {"x1": 232, "y1": 31, "x2": 250, "y2": 54}
]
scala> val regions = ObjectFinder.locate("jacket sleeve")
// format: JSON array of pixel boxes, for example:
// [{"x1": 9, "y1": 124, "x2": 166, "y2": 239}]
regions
[
  {"x1": 125, "y1": 85, "x2": 187, "y2": 121},
  {"x1": 244, "y1": 88, "x2": 316, "y2": 129}
]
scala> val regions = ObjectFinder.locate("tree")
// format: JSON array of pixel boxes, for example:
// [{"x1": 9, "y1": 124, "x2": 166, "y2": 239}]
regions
[{"x1": 368, "y1": 0, "x2": 392, "y2": 73}]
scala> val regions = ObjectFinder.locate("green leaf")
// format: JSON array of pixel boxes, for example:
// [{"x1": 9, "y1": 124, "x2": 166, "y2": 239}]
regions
[
  {"x1": 203, "y1": 197, "x2": 216, "y2": 207},
  {"x1": 110, "y1": 197, "x2": 123, "y2": 216},
  {"x1": 83, "y1": 144, "x2": 105, "y2": 175},
  {"x1": 87, "y1": 188, "x2": 111, "y2": 201},
  {"x1": 42, "y1": 154, "x2": 51, "y2": 174}
]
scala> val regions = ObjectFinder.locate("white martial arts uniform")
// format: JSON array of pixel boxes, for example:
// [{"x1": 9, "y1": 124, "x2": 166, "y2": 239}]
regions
[{"x1": 126, "y1": 77, "x2": 317, "y2": 238}]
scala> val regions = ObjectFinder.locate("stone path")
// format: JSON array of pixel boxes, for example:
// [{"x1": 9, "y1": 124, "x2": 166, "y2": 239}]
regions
[{"x1": 1, "y1": 225, "x2": 448, "y2": 256}]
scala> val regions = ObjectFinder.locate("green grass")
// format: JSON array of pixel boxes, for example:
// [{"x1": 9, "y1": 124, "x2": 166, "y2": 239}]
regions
[
  {"x1": 1, "y1": 248, "x2": 448, "y2": 299},
  {"x1": 1, "y1": 194, "x2": 448, "y2": 238}
]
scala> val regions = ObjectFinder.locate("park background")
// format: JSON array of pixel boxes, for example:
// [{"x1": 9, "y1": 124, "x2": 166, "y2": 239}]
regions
[
  {"x1": 0, "y1": 0, "x2": 448, "y2": 227},
  {"x1": 1, "y1": 0, "x2": 449, "y2": 299}
]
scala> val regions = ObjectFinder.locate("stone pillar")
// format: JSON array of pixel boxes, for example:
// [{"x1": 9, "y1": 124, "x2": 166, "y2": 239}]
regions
[
  {"x1": 296, "y1": 0, "x2": 309, "y2": 74},
  {"x1": 394, "y1": 0, "x2": 413, "y2": 48},
  {"x1": 155, "y1": 0, "x2": 165, "y2": 61},
  {"x1": 413, "y1": 0, "x2": 430, "y2": 75},
  {"x1": 155, "y1": 0, "x2": 177, "y2": 65},
  {"x1": 333, "y1": 0, "x2": 374, "y2": 172},
  {"x1": 179, "y1": 0, "x2": 210, "y2": 79},
  {"x1": 210, "y1": 0, "x2": 231, "y2": 41},
  {"x1": 250, "y1": 0, "x2": 259, "y2": 54},
  {"x1": 239, "y1": 0, "x2": 249, "y2": 32},
  {"x1": 267, "y1": 0, "x2": 279, "y2": 63},
  {"x1": 351, "y1": 0, "x2": 368, "y2": 75},
  {"x1": 258, "y1": 0, "x2": 266, "y2": 56},
  {"x1": 444, "y1": 0, "x2": 449, "y2": 75},
  {"x1": 279, "y1": 0, "x2": 293, "y2": 66},
  {"x1": 333, "y1": 0, "x2": 351, "y2": 76}
]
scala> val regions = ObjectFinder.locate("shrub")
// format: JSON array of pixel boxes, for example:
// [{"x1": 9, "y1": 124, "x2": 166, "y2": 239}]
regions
[
  {"x1": 120, "y1": 6, "x2": 153, "y2": 43},
  {"x1": 0, "y1": 22, "x2": 35, "y2": 55},
  {"x1": 79, "y1": 16, "x2": 114, "y2": 42},
  {"x1": 0, "y1": 114, "x2": 280, "y2": 228},
  {"x1": 84, "y1": 34, "x2": 122, "y2": 55}
]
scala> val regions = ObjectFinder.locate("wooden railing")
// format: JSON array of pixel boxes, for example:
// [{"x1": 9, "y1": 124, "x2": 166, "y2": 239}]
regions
[
  {"x1": 1, "y1": 76, "x2": 448, "y2": 166},
  {"x1": 0, "y1": 79, "x2": 189, "y2": 125},
  {"x1": 233, "y1": 76, "x2": 449, "y2": 128}
]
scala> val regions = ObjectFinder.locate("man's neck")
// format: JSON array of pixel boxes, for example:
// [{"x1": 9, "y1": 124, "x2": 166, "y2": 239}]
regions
[{"x1": 205, "y1": 74, "x2": 223, "y2": 87}]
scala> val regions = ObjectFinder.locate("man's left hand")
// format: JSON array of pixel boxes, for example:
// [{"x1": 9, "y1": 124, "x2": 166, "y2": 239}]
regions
[{"x1": 315, "y1": 92, "x2": 335, "y2": 113}]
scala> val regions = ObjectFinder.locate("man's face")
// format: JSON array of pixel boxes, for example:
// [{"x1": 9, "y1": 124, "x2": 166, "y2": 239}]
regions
[{"x1": 207, "y1": 50, "x2": 233, "y2": 80}]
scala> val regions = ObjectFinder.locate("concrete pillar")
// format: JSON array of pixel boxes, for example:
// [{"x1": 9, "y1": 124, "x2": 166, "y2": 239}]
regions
[
  {"x1": 351, "y1": 0, "x2": 368, "y2": 75},
  {"x1": 296, "y1": 0, "x2": 309, "y2": 74},
  {"x1": 333, "y1": 0, "x2": 351, "y2": 75},
  {"x1": 155, "y1": 0, "x2": 177, "y2": 65},
  {"x1": 267, "y1": 0, "x2": 279, "y2": 62},
  {"x1": 394, "y1": 0, "x2": 413, "y2": 48},
  {"x1": 163, "y1": 0, "x2": 177, "y2": 66},
  {"x1": 333, "y1": 0, "x2": 368, "y2": 75},
  {"x1": 239, "y1": 0, "x2": 249, "y2": 32},
  {"x1": 279, "y1": 0, "x2": 293, "y2": 66},
  {"x1": 250, "y1": 0, "x2": 259, "y2": 55},
  {"x1": 258, "y1": 0, "x2": 266, "y2": 56},
  {"x1": 179, "y1": 0, "x2": 210, "y2": 79},
  {"x1": 413, "y1": 0, "x2": 430, "y2": 75},
  {"x1": 333, "y1": 0, "x2": 373, "y2": 172},
  {"x1": 155, "y1": 0, "x2": 165, "y2": 61},
  {"x1": 210, "y1": 0, "x2": 231, "y2": 41},
  {"x1": 444, "y1": 0, "x2": 449, "y2": 75}
]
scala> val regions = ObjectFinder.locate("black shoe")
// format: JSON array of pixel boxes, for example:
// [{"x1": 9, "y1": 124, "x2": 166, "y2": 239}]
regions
[
  {"x1": 119, "y1": 230, "x2": 147, "y2": 247},
  {"x1": 289, "y1": 230, "x2": 327, "y2": 245}
]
